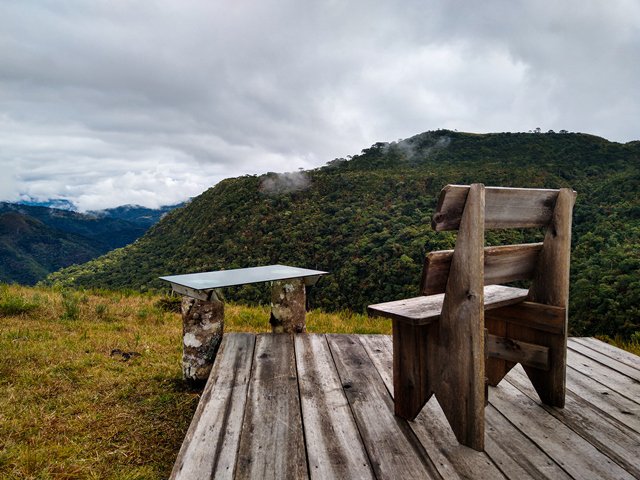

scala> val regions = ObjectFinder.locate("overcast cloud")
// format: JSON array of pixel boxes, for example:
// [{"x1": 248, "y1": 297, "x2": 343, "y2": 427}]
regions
[{"x1": 0, "y1": 0, "x2": 638, "y2": 210}]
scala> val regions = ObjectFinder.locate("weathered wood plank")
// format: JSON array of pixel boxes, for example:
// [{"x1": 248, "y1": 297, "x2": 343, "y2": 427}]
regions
[
  {"x1": 507, "y1": 365, "x2": 640, "y2": 478},
  {"x1": 484, "y1": 404, "x2": 572, "y2": 480},
  {"x1": 487, "y1": 302, "x2": 566, "y2": 335},
  {"x1": 294, "y1": 334, "x2": 374, "y2": 480},
  {"x1": 565, "y1": 365, "x2": 640, "y2": 434},
  {"x1": 359, "y1": 334, "x2": 508, "y2": 480},
  {"x1": 431, "y1": 183, "x2": 486, "y2": 451},
  {"x1": 572, "y1": 337, "x2": 640, "y2": 371},
  {"x1": 489, "y1": 379, "x2": 636, "y2": 479},
  {"x1": 236, "y1": 334, "x2": 308, "y2": 479},
  {"x1": 170, "y1": 333, "x2": 255, "y2": 480},
  {"x1": 568, "y1": 340, "x2": 640, "y2": 383},
  {"x1": 487, "y1": 334, "x2": 549, "y2": 371},
  {"x1": 326, "y1": 334, "x2": 440, "y2": 479},
  {"x1": 421, "y1": 243, "x2": 543, "y2": 295},
  {"x1": 523, "y1": 187, "x2": 575, "y2": 407},
  {"x1": 368, "y1": 284, "x2": 528, "y2": 325},
  {"x1": 391, "y1": 320, "x2": 432, "y2": 419},
  {"x1": 432, "y1": 185, "x2": 561, "y2": 231},
  {"x1": 567, "y1": 349, "x2": 640, "y2": 405}
]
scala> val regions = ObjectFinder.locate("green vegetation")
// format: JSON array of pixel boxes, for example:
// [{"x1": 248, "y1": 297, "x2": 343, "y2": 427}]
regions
[
  {"x1": 44, "y1": 130, "x2": 640, "y2": 339},
  {"x1": 0, "y1": 203, "x2": 182, "y2": 286},
  {"x1": 0, "y1": 284, "x2": 390, "y2": 478}
]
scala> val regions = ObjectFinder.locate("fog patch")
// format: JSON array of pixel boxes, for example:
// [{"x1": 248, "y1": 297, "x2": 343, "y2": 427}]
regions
[
  {"x1": 259, "y1": 171, "x2": 311, "y2": 195},
  {"x1": 384, "y1": 134, "x2": 452, "y2": 161}
]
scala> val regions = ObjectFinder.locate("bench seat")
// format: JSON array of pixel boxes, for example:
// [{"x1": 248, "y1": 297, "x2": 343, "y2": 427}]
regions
[{"x1": 367, "y1": 285, "x2": 529, "y2": 326}]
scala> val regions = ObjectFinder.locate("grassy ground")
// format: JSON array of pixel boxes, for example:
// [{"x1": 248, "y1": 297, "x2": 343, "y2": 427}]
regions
[
  {"x1": 4, "y1": 284, "x2": 637, "y2": 479},
  {"x1": 0, "y1": 284, "x2": 390, "y2": 479}
]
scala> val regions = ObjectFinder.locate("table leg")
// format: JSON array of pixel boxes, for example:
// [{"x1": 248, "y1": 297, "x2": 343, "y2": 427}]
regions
[
  {"x1": 181, "y1": 294, "x2": 224, "y2": 384},
  {"x1": 270, "y1": 278, "x2": 306, "y2": 333}
]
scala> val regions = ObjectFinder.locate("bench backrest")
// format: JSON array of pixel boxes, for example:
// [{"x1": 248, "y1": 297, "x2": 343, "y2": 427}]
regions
[{"x1": 420, "y1": 184, "x2": 576, "y2": 307}]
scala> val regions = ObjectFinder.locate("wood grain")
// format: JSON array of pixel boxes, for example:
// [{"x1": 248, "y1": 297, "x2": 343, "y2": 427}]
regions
[
  {"x1": 432, "y1": 183, "x2": 486, "y2": 450},
  {"x1": 507, "y1": 365, "x2": 640, "y2": 478},
  {"x1": 391, "y1": 321, "x2": 432, "y2": 419},
  {"x1": 483, "y1": 403, "x2": 572, "y2": 480},
  {"x1": 486, "y1": 334, "x2": 549, "y2": 370},
  {"x1": 236, "y1": 334, "x2": 308, "y2": 479},
  {"x1": 170, "y1": 333, "x2": 255, "y2": 480},
  {"x1": 490, "y1": 378, "x2": 636, "y2": 480},
  {"x1": 294, "y1": 334, "x2": 374, "y2": 480},
  {"x1": 432, "y1": 185, "x2": 562, "y2": 231},
  {"x1": 524, "y1": 187, "x2": 576, "y2": 407},
  {"x1": 367, "y1": 284, "x2": 528, "y2": 325},
  {"x1": 568, "y1": 340, "x2": 640, "y2": 383},
  {"x1": 326, "y1": 334, "x2": 439, "y2": 479},
  {"x1": 572, "y1": 337, "x2": 640, "y2": 371},
  {"x1": 360, "y1": 335, "x2": 509, "y2": 480},
  {"x1": 567, "y1": 348, "x2": 640, "y2": 405},
  {"x1": 421, "y1": 243, "x2": 543, "y2": 295}
]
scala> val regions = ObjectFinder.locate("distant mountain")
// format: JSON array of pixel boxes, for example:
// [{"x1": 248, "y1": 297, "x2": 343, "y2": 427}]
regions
[
  {"x1": 44, "y1": 130, "x2": 640, "y2": 338},
  {"x1": 89, "y1": 203, "x2": 185, "y2": 227},
  {"x1": 17, "y1": 198, "x2": 77, "y2": 211},
  {"x1": 0, "y1": 202, "x2": 183, "y2": 285}
]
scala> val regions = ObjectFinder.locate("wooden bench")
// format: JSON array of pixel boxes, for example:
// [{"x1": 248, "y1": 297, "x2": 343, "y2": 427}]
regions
[{"x1": 368, "y1": 184, "x2": 576, "y2": 451}]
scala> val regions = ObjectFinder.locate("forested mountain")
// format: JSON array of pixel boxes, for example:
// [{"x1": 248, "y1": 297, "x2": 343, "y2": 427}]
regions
[
  {"x1": 0, "y1": 202, "x2": 182, "y2": 284},
  {"x1": 89, "y1": 203, "x2": 184, "y2": 227},
  {"x1": 44, "y1": 130, "x2": 640, "y2": 338}
]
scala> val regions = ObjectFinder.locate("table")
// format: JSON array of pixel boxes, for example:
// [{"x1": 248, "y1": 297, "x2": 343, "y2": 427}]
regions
[
  {"x1": 160, "y1": 264, "x2": 327, "y2": 301},
  {"x1": 160, "y1": 265, "x2": 328, "y2": 382}
]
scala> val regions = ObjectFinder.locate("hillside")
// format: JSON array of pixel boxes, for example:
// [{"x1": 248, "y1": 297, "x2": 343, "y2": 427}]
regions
[
  {"x1": 0, "y1": 203, "x2": 182, "y2": 285},
  {"x1": 89, "y1": 203, "x2": 184, "y2": 227},
  {"x1": 44, "y1": 130, "x2": 640, "y2": 338}
]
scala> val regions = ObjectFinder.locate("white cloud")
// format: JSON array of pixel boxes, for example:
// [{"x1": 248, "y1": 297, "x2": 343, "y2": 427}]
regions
[{"x1": 0, "y1": 0, "x2": 638, "y2": 209}]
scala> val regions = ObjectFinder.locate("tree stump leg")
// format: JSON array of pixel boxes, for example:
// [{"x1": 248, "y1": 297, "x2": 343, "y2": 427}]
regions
[
  {"x1": 181, "y1": 295, "x2": 224, "y2": 384},
  {"x1": 270, "y1": 279, "x2": 306, "y2": 333}
]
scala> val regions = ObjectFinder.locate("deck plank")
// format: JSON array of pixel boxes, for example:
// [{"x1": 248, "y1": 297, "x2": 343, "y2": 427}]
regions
[
  {"x1": 489, "y1": 378, "x2": 636, "y2": 479},
  {"x1": 294, "y1": 334, "x2": 374, "y2": 480},
  {"x1": 568, "y1": 340, "x2": 640, "y2": 382},
  {"x1": 171, "y1": 335, "x2": 640, "y2": 479},
  {"x1": 567, "y1": 349, "x2": 640, "y2": 405},
  {"x1": 483, "y1": 404, "x2": 572, "y2": 480},
  {"x1": 326, "y1": 334, "x2": 440, "y2": 479},
  {"x1": 358, "y1": 334, "x2": 509, "y2": 480},
  {"x1": 507, "y1": 365, "x2": 640, "y2": 478},
  {"x1": 170, "y1": 333, "x2": 255, "y2": 480},
  {"x1": 571, "y1": 338, "x2": 640, "y2": 371},
  {"x1": 565, "y1": 366, "x2": 640, "y2": 434},
  {"x1": 235, "y1": 334, "x2": 308, "y2": 479}
]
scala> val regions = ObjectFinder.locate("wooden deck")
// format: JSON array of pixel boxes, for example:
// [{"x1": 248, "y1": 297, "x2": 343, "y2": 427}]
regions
[{"x1": 171, "y1": 334, "x2": 640, "y2": 479}]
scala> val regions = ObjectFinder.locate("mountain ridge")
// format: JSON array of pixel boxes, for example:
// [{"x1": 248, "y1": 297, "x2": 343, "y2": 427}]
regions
[
  {"x1": 0, "y1": 202, "x2": 184, "y2": 285},
  {"x1": 43, "y1": 130, "x2": 640, "y2": 338}
]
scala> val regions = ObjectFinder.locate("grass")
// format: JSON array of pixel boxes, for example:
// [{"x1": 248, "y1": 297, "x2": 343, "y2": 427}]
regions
[
  {"x1": 595, "y1": 333, "x2": 640, "y2": 356},
  {"x1": 4, "y1": 283, "x2": 637, "y2": 478},
  {"x1": 0, "y1": 284, "x2": 391, "y2": 479}
]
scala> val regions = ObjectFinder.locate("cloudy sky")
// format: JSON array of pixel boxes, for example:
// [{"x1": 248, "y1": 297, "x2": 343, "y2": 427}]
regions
[{"x1": 1, "y1": 0, "x2": 638, "y2": 210}]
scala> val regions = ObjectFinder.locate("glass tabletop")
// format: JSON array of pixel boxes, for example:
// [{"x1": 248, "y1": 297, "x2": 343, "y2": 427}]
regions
[{"x1": 159, "y1": 264, "x2": 328, "y2": 291}]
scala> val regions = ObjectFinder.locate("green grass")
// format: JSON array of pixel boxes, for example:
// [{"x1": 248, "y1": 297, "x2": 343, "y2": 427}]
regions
[
  {"x1": 0, "y1": 284, "x2": 391, "y2": 479},
  {"x1": 5, "y1": 283, "x2": 637, "y2": 478}
]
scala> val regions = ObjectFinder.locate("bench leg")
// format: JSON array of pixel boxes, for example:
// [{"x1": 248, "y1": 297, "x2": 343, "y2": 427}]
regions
[{"x1": 393, "y1": 321, "x2": 432, "y2": 420}]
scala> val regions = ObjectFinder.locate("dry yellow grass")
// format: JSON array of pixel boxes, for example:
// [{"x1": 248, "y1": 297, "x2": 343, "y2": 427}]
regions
[{"x1": 0, "y1": 284, "x2": 390, "y2": 478}]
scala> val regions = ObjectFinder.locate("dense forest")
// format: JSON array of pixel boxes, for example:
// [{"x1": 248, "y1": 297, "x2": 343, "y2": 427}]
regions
[
  {"x1": 44, "y1": 130, "x2": 640, "y2": 338},
  {"x1": 0, "y1": 203, "x2": 178, "y2": 284}
]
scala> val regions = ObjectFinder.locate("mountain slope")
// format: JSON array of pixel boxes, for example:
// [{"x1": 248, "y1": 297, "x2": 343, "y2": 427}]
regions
[
  {"x1": 0, "y1": 202, "x2": 183, "y2": 285},
  {"x1": 0, "y1": 212, "x2": 103, "y2": 284},
  {"x1": 44, "y1": 130, "x2": 640, "y2": 337}
]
